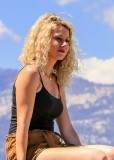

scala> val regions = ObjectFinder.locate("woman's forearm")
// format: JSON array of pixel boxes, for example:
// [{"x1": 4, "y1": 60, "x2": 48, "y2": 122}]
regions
[
  {"x1": 16, "y1": 124, "x2": 28, "y2": 160},
  {"x1": 62, "y1": 127, "x2": 81, "y2": 146}
]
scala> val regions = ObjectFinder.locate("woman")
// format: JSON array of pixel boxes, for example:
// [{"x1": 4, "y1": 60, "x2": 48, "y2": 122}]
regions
[{"x1": 6, "y1": 13, "x2": 114, "y2": 160}]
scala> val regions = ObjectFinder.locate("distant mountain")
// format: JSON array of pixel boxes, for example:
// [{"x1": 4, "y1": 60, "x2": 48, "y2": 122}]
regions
[
  {"x1": 0, "y1": 68, "x2": 18, "y2": 159},
  {"x1": 0, "y1": 68, "x2": 18, "y2": 92},
  {"x1": 0, "y1": 68, "x2": 114, "y2": 159},
  {"x1": 67, "y1": 78, "x2": 114, "y2": 145}
]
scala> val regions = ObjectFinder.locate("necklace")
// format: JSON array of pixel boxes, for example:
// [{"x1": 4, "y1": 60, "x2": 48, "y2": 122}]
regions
[{"x1": 44, "y1": 71, "x2": 52, "y2": 80}]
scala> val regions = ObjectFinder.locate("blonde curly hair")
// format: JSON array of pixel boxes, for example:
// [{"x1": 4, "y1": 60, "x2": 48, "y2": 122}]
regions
[{"x1": 19, "y1": 13, "x2": 80, "y2": 89}]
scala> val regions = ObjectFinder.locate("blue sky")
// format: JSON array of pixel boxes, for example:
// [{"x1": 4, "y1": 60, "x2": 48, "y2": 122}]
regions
[{"x1": 0, "y1": 0, "x2": 114, "y2": 84}]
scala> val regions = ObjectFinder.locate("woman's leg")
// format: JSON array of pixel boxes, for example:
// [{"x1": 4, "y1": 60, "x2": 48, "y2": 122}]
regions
[
  {"x1": 85, "y1": 145, "x2": 114, "y2": 160},
  {"x1": 36, "y1": 146, "x2": 108, "y2": 160}
]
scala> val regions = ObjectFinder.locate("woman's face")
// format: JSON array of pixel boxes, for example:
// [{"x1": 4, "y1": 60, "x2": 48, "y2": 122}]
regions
[{"x1": 48, "y1": 25, "x2": 70, "y2": 61}]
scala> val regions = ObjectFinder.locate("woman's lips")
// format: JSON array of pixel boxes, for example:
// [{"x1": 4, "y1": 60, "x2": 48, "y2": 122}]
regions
[{"x1": 58, "y1": 50, "x2": 65, "y2": 53}]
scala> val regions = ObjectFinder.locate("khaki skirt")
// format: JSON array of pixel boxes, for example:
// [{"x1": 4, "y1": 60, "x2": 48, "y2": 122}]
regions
[{"x1": 6, "y1": 129, "x2": 71, "y2": 160}]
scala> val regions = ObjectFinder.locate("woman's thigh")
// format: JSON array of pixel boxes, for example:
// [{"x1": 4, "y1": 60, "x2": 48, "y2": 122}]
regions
[{"x1": 36, "y1": 146, "x2": 107, "y2": 160}]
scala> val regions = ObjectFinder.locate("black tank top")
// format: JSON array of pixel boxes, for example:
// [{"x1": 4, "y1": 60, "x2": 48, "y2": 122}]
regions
[{"x1": 9, "y1": 70, "x2": 63, "y2": 134}]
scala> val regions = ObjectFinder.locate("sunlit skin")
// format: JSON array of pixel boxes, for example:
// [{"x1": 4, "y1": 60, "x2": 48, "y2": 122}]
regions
[
  {"x1": 44, "y1": 25, "x2": 70, "y2": 78},
  {"x1": 48, "y1": 25, "x2": 70, "y2": 61}
]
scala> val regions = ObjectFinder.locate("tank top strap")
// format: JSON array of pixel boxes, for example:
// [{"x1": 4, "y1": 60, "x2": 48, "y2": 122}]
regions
[
  {"x1": 38, "y1": 70, "x2": 44, "y2": 86},
  {"x1": 55, "y1": 75, "x2": 61, "y2": 99},
  {"x1": 55, "y1": 75, "x2": 59, "y2": 90}
]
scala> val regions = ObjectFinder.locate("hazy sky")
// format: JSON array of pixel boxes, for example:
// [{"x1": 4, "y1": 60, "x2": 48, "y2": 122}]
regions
[{"x1": 0, "y1": 0, "x2": 114, "y2": 84}]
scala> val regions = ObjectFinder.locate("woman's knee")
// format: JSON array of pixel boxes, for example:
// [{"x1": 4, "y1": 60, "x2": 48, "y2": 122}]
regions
[
  {"x1": 106, "y1": 147, "x2": 114, "y2": 160},
  {"x1": 87, "y1": 148, "x2": 108, "y2": 160}
]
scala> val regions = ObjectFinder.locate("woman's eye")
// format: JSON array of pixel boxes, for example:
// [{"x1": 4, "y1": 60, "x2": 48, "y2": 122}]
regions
[
  {"x1": 66, "y1": 39, "x2": 70, "y2": 43},
  {"x1": 54, "y1": 37, "x2": 70, "y2": 43},
  {"x1": 55, "y1": 37, "x2": 62, "y2": 40}
]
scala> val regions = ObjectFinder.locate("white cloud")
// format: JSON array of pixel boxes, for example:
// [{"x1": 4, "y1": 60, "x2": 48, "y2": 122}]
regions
[
  {"x1": 72, "y1": 118, "x2": 111, "y2": 144},
  {"x1": 93, "y1": 109, "x2": 114, "y2": 115},
  {"x1": 78, "y1": 57, "x2": 114, "y2": 84},
  {"x1": 101, "y1": 0, "x2": 113, "y2": 4},
  {"x1": 0, "y1": 20, "x2": 21, "y2": 42},
  {"x1": 80, "y1": 134, "x2": 111, "y2": 145},
  {"x1": 72, "y1": 119, "x2": 109, "y2": 134},
  {"x1": 83, "y1": 1, "x2": 114, "y2": 31},
  {"x1": 103, "y1": 5, "x2": 114, "y2": 31},
  {"x1": 67, "y1": 86, "x2": 114, "y2": 108},
  {"x1": 0, "y1": 89, "x2": 11, "y2": 118},
  {"x1": 55, "y1": 0, "x2": 83, "y2": 5},
  {"x1": 93, "y1": 5, "x2": 114, "y2": 31},
  {"x1": 84, "y1": 2, "x2": 99, "y2": 13},
  {"x1": 94, "y1": 14, "x2": 100, "y2": 20},
  {"x1": 92, "y1": 120, "x2": 108, "y2": 134}
]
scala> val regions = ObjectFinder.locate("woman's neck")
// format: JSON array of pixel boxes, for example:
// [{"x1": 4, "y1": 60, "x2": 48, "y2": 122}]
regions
[{"x1": 44, "y1": 57, "x2": 57, "y2": 75}]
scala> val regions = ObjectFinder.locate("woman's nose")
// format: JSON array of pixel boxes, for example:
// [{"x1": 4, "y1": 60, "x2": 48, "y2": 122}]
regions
[{"x1": 61, "y1": 40, "x2": 68, "y2": 46}]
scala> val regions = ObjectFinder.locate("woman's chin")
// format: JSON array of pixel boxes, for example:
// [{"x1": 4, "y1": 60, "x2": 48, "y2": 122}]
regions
[
  {"x1": 56, "y1": 56, "x2": 65, "y2": 61},
  {"x1": 56, "y1": 54, "x2": 67, "y2": 60}
]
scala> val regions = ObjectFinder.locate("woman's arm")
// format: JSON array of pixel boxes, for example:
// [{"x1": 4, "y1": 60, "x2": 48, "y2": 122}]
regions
[
  {"x1": 15, "y1": 65, "x2": 40, "y2": 160},
  {"x1": 56, "y1": 87, "x2": 81, "y2": 146}
]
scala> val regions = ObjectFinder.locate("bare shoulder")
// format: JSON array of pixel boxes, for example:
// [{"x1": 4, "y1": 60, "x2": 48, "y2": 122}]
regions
[
  {"x1": 15, "y1": 65, "x2": 40, "y2": 90},
  {"x1": 22, "y1": 64, "x2": 39, "y2": 74}
]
